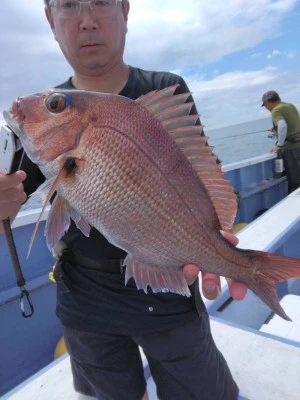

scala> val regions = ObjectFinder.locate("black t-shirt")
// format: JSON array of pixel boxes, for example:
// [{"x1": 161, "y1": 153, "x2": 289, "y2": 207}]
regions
[{"x1": 23, "y1": 66, "x2": 205, "y2": 335}]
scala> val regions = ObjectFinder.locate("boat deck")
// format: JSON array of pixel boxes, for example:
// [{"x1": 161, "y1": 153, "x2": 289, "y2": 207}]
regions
[
  {"x1": 2, "y1": 172, "x2": 300, "y2": 399},
  {"x1": 3, "y1": 318, "x2": 300, "y2": 400},
  {"x1": 260, "y1": 294, "x2": 300, "y2": 341}
]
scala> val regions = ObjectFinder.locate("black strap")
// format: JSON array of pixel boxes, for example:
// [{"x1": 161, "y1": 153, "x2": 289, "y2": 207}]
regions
[
  {"x1": 3, "y1": 218, "x2": 34, "y2": 318},
  {"x1": 286, "y1": 132, "x2": 300, "y2": 143},
  {"x1": 61, "y1": 249, "x2": 125, "y2": 274}
]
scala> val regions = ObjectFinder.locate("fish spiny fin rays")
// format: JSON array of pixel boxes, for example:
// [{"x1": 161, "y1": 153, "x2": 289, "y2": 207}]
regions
[
  {"x1": 27, "y1": 166, "x2": 91, "y2": 257},
  {"x1": 124, "y1": 254, "x2": 191, "y2": 297},
  {"x1": 136, "y1": 85, "x2": 238, "y2": 232},
  {"x1": 136, "y1": 84, "x2": 181, "y2": 107},
  {"x1": 29, "y1": 179, "x2": 53, "y2": 204},
  {"x1": 27, "y1": 170, "x2": 66, "y2": 258},
  {"x1": 45, "y1": 195, "x2": 91, "y2": 251}
]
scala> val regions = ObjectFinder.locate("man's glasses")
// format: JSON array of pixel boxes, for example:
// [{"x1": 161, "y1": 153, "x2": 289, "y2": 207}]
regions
[{"x1": 49, "y1": 0, "x2": 123, "y2": 18}]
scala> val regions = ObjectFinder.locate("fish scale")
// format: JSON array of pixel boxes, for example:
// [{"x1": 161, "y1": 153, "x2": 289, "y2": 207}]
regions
[
  {"x1": 54, "y1": 125, "x2": 215, "y2": 268},
  {"x1": 4, "y1": 85, "x2": 300, "y2": 318},
  {"x1": 87, "y1": 131, "x2": 200, "y2": 262}
]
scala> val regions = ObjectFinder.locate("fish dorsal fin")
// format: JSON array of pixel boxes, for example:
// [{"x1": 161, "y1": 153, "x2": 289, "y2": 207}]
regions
[
  {"x1": 136, "y1": 84, "x2": 180, "y2": 107},
  {"x1": 137, "y1": 86, "x2": 237, "y2": 232}
]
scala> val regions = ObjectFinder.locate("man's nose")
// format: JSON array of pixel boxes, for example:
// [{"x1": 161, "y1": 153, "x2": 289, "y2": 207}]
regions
[{"x1": 79, "y1": 2, "x2": 99, "y2": 30}]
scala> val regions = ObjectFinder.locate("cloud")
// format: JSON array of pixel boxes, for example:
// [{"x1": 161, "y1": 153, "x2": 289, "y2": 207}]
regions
[
  {"x1": 125, "y1": 0, "x2": 298, "y2": 70},
  {"x1": 0, "y1": 0, "x2": 299, "y2": 130},
  {"x1": 267, "y1": 50, "x2": 282, "y2": 58},
  {"x1": 0, "y1": 0, "x2": 71, "y2": 112},
  {"x1": 183, "y1": 67, "x2": 300, "y2": 129},
  {"x1": 266, "y1": 50, "x2": 297, "y2": 59}
]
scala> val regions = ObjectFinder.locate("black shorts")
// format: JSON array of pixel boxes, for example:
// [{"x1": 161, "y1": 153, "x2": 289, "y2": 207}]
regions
[
  {"x1": 283, "y1": 147, "x2": 300, "y2": 193},
  {"x1": 62, "y1": 312, "x2": 239, "y2": 400}
]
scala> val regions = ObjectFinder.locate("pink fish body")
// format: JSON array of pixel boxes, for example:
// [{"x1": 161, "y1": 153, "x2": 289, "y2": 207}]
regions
[{"x1": 4, "y1": 85, "x2": 300, "y2": 320}]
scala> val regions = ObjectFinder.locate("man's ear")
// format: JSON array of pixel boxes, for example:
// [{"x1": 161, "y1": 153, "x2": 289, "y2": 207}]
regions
[
  {"x1": 45, "y1": 7, "x2": 57, "y2": 40},
  {"x1": 122, "y1": 0, "x2": 130, "y2": 32}
]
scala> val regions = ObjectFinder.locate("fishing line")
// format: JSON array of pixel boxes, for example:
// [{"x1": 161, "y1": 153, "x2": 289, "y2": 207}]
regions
[{"x1": 208, "y1": 129, "x2": 272, "y2": 142}]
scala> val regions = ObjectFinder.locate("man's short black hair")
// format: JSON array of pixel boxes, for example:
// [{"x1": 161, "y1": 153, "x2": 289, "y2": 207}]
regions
[
  {"x1": 261, "y1": 90, "x2": 281, "y2": 107},
  {"x1": 44, "y1": 0, "x2": 127, "y2": 6}
]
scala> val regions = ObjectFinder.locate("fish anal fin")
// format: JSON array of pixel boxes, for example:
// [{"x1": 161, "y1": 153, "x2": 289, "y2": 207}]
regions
[{"x1": 124, "y1": 255, "x2": 191, "y2": 297}]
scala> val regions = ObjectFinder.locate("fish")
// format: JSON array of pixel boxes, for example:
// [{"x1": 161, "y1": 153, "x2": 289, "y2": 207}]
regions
[{"x1": 3, "y1": 85, "x2": 300, "y2": 321}]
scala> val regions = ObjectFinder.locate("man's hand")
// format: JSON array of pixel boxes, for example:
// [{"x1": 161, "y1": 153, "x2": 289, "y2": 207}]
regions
[
  {"x1": 182, "y1": 230, "x2": 247, "y2": 301},
  {"x1": 270, "y1": 145, "x2": 281, "y2": 153},
  {"x1": 0, "y1": 171, "x2": 27, "y2": 234}
]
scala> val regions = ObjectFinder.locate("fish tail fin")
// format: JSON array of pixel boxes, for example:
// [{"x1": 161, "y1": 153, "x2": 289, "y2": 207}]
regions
[{"x1": 247, "y1": 251, "x2": 300, "y2": 321}]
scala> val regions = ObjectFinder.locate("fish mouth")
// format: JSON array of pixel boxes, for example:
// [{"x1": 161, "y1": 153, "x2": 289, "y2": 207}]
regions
[
  {"x1": 3, "y1": 97, "x2": 25, "y2": 138},
  {"x1": 3, "y1": 99, "x2": 42, "y2": 163}
]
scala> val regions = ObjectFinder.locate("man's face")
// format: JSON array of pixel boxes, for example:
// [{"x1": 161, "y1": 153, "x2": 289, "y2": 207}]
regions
[
  {"x1": 46, "y1": 1, "x2": 129, "y2": 75},
  {"x1": 263, "y1": 101, "x2": 272, "y2": 111}
]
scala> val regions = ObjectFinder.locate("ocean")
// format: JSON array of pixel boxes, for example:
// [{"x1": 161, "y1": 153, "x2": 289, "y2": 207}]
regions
[
  {"x1": 206, "y1": 116, "x2": 275, "y2": 165},
  {"x1": 22, "y1": 116, "x2": 276, "y2": 211}
]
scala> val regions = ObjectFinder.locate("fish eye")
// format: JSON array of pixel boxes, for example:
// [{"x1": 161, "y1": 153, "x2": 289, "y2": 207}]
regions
[{"x1": 46, "y1": 93, "x2": 70, "y2": 113}]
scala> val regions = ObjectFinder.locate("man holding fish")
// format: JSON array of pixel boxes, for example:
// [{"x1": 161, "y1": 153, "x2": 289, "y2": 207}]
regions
[{"x1": 0, "y1": 1, "x2": 257, "y2": 399}]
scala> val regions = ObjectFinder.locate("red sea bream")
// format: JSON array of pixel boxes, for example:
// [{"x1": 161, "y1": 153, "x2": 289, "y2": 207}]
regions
[{"x1": 4, "y1": 85, "x2": 300, "y2": 320}]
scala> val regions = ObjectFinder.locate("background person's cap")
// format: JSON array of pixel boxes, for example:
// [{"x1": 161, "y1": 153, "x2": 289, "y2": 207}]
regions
[{"x1": 261, "y1": 90, "x2": 280, "y2": 106}]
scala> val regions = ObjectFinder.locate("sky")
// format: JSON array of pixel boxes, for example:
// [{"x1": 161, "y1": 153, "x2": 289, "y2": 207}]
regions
[{"x1": 0, "y1": 0, "x2": 299, "y2": 130}]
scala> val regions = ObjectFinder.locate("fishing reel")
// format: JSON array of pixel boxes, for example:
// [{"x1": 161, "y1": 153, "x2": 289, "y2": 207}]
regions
[{"x1": 0, "y1": 125, "x2": 22, "y2": 174}]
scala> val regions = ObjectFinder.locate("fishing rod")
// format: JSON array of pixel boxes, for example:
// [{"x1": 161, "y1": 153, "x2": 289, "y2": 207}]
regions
[
  {"x1": 0, "y1": 125, "x2": 34, "y2": 318},
  {"x1": 209, "y1": 129, "x2": 274, "y2": 141}
]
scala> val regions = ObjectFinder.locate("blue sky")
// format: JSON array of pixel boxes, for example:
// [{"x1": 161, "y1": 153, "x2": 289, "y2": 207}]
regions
[
  {"x1": 0, "y1": 0, "x2": 299, "y2": 129},
  {"x1": 216, "y1": 15, "x2": 298, "y2": 81}
]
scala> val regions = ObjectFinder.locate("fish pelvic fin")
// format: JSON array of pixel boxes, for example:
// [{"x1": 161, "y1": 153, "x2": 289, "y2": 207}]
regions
[
  {"x1": 27, "y1": 175, "x2": 62, "y2": 258},
  {"x1": 136, "y1": 85, "x2": 237, "y2": 232},
  {"x1": 124, "y1": 254, "x2": 191, "y2": 297},
  {"x1": 246, "y1": 251, "x2": 300, "y2": 321},
  {"x1": 45, "y1": 195, "x2": 91, "y2": 251},
  {"x1": 28, "y1": 165, "x2": 91, "y2": 257}
]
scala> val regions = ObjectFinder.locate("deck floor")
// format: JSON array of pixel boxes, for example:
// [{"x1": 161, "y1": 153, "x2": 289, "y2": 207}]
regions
[
  {"x1": 260, "y1": 295, "x2": 300, "y2": 341},
  {"x1": 4, "y1": 319, "x2": 300, "y2": 400}
]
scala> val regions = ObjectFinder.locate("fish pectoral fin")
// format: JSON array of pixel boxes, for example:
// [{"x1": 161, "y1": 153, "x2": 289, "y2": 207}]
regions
[
  {"x1": 45, "y1": 195, "x2": 91, "y2": 250},
  {"x1": 29, "y1": 180, "x2": 54, "y2": 203},
  {"x1": 124, "y1": 255, "x2": 191, "y2": 297}
]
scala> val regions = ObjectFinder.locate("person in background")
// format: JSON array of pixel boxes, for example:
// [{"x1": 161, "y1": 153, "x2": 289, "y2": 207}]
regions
[
  {"x1": 262, "y1": 90, "x2": 300, "y2": 193},
  {"x1": 0, "y1": 1, "x2": 248, "y2": 399}
]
